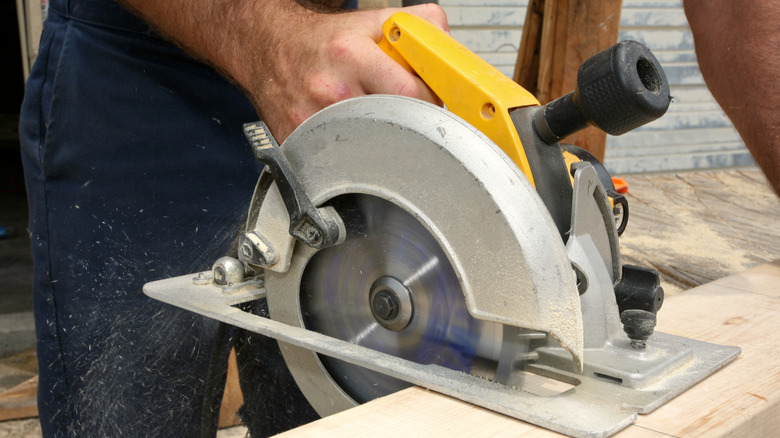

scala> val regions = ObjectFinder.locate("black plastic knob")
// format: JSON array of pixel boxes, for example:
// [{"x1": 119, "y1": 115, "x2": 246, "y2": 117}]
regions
[
  {"x1": 614, "y1": 264, "x2": 665, "y2": 315},
  {"x1": 534, "y1": 40, "x2": 671, "y2": 144}
]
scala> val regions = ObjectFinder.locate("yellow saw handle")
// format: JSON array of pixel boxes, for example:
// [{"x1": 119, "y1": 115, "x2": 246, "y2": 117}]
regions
[{"x1": 378, "y1": 12, "x2": 540, "y2": 187}]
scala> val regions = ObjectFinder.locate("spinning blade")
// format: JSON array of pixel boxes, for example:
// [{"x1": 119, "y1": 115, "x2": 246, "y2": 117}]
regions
[{"x1": 300, "y1": 194, "x2": 503, "y2": 403}]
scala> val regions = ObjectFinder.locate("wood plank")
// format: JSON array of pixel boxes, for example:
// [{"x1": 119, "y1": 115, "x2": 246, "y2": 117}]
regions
[
  {"x1": 631, "y1": 262, "x2": 780, "y2": 437},
  {"x1": 218, "y1": 349, "x2": 244, "y2": 429},
  {"x1": 617, "y1": 169, "x2": 780, "y2": 293},
  {"x1": 274, "y1": 260, "x2": 780, "y2": 437},
  {"x1": 0, "y1": 376, "x2": 38, "y2": 422},
  {"x1": 514, "y1": 0, "x2": 545, "y2": 92}
]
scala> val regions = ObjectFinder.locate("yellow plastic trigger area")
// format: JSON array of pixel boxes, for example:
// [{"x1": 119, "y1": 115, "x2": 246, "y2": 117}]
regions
[{"x1": 379, "y1": 12, "x2": 540, "y2": 186}]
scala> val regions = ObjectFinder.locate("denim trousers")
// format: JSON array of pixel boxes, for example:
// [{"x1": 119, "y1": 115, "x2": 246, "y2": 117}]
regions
[{"x1": 19, "y1": 0, "x2": 318, "y2": 436}]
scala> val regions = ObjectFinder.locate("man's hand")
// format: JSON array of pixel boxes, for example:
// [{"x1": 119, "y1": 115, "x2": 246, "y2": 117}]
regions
[
  {"x1": 120, "y1": 0, "x2": 448, "y2": 142},
  {"x1": 238, "y1": 4, "x2": 448, "y2": 141}
]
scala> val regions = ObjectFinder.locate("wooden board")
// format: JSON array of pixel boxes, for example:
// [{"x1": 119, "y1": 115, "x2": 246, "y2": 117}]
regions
[
  {"x1": 274, "y1": 260, "x2": 780, "y2": 437},
  {"x1": 0, "y1": 377, "x2": 38, "y2": 422},
  {"x1": 218, "y1": 349, "x2": 244, "y2": 429},
  {"x1": 618, "y1": 168, "x2": 780, "y2": 295}
]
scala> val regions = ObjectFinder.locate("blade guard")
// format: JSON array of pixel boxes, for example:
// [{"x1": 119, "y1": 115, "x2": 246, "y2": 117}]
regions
[
  {"x1": 377, "y1": 12, "x2": 584, "y2": 371},
  {"x1": 265, "y1": 96, "x2": 585, "y2": 373}
]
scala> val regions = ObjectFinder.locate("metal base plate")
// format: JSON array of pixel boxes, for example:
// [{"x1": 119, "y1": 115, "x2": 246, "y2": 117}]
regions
[
  {"x1": 144, "y1": 96, "x2": 739, "y2": 436},
  {"x1": 144, "y1": 274, "x2": 739, "y2": 437}
]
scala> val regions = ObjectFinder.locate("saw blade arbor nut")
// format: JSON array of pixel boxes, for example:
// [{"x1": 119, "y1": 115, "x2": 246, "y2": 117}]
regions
[{"x1": 369, "y1": 276, "x2": 413, "y2": 331}]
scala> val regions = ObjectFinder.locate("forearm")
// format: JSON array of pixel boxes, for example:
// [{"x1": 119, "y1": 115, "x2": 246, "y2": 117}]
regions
[
  {"x1": 118, "y1": 0, "x2": 304, "y2": 91},
  {"x1": 684, "y1": 0, "x2": 780, "y2": 195},
  {"x1": 118, "y1": 1, "x2": 447, "y2": 141}
]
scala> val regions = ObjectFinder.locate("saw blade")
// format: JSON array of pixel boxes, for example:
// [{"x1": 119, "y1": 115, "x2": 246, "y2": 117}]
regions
[{"x1": 300, "y1": 194, "x2": 503, "y2": 403}]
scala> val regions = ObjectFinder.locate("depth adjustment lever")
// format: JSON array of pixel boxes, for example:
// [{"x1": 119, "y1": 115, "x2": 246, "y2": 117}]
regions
[{"x1": 243, "y1": 121, "x2": 344, "y2": 249}]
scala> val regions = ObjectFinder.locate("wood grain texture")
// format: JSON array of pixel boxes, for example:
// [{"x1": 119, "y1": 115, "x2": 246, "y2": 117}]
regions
[
  {"x1": 0, "y1": 376, "x2": 38, "y2": 422},
  {"x1": 274, "y1": 260, "x2": 780, "y2": 437},
  {"x1": 218, "y1": 349, "x2": 244, "y2": 429},
  {"x1": 514, "y1": 0, "x2": 545, "y2": 91},
  {"x1": 618, "y1": 168, "x2": 780, "y2": 294}
]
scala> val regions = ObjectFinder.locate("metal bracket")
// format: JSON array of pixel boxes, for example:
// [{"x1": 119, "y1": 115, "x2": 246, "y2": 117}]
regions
[
  {"x1": 144, "y1": 273, "x2": 740, "y2": 437},
  {"x1": 243, "y1": 122, "x2": 345, "y2": 249}
]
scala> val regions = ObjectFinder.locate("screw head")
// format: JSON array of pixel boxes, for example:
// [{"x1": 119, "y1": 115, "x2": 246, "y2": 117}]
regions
[
  {"x1": 371, "y1": 290, "x2": 399, "y2": 321},
  {"x1": 241, "y1": 242, "x2": 254, "y2": 258},
  {"x1": 213, "y1": 266, "x2": 226, "y2": 285},
  {"x1": 305, "y1": 226, "x2": 322, "y2": 244}
]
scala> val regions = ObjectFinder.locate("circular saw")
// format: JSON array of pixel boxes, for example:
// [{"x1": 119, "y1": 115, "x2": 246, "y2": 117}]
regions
[{"x1": 145, "y1": 12, "x2": 740, "y2": 437}]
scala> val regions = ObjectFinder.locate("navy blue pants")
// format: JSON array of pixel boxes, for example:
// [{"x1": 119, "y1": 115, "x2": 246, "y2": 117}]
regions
[{"x1": 20, "y1": 0, "x2": 317, "y2": 436}]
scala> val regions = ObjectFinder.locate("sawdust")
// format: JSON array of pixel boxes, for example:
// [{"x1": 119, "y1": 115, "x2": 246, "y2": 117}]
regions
[{"x1": 617, "y1": 168, "x2": 780, "y2": 295}]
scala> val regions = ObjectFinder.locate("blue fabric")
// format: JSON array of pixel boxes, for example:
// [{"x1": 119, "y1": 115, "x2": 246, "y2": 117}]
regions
[{"x1": 20, "y1": 0, "x2": 317, "y2": 436}]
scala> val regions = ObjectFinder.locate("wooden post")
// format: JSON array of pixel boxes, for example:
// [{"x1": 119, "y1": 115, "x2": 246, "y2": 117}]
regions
[
  {"x1": 218, "y1": 348, "x2": 244, "y2": 429},
  {"x1": 514, "y1": 0, "x2": 623, "y2": 161}
]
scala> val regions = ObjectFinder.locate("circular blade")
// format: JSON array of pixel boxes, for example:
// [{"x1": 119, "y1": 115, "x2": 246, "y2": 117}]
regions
[{"x1": 300, "y1": 194, "x2": 502, "y2": 403}]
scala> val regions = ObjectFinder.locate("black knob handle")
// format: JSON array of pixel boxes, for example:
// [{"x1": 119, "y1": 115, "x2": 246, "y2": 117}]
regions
[
  {"x1": 614, "y1": 264, "x2": 665, "y2": 315},
  {"x1": 534, "y1": 40, "x2": 671, "y2": 144}
]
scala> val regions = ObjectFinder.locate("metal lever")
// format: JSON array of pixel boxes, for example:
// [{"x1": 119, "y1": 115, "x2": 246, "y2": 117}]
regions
[{"x1": 243, "y1": 122, "x2": 344, "y2": 249}]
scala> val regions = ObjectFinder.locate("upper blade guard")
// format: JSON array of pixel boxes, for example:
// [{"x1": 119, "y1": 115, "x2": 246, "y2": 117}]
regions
[{"x1": 263, "y1": 95, "x2": 584, "y2": 376}]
